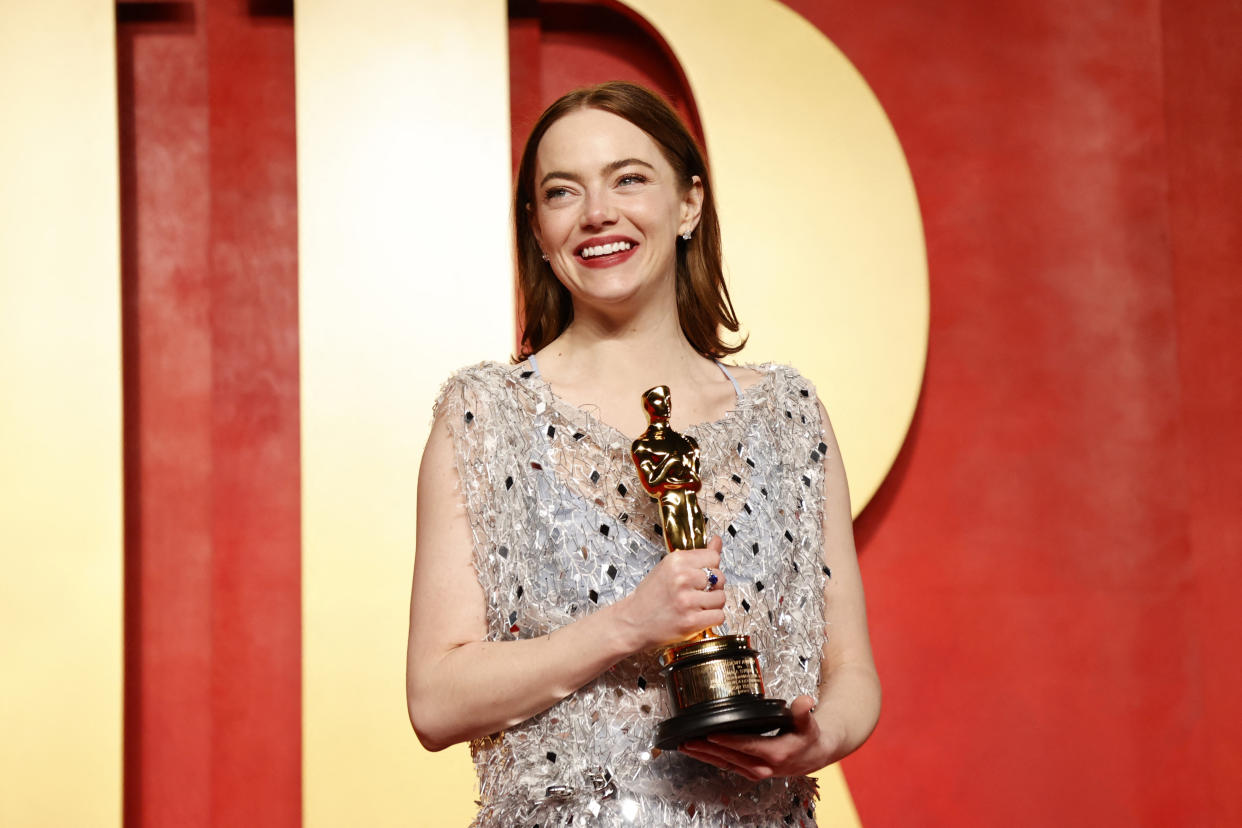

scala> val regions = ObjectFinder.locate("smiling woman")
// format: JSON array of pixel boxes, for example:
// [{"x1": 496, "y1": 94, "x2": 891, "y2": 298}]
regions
[
  {"x1": 406, "y1": 82, "x2": 879, "y2": 827},
  {"x1": 513, "y1": 82, "x2": 742, "y2": 366},
  {"x1": 531, "y1": 109, "x2": 700, "y2": 328}
]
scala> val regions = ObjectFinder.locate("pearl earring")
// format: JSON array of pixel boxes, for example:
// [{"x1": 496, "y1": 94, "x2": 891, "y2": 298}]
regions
[
  {"x1": 540, "y1": 252, "x2": 549, "y2": 261},
  {"x1": 681, "y1": 230, "x2": 693, "y2": 241}
]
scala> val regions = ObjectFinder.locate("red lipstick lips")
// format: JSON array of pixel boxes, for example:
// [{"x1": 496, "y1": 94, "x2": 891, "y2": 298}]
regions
[{"x1": 575, "y1": 235, "x2": 639, "y2": 268}]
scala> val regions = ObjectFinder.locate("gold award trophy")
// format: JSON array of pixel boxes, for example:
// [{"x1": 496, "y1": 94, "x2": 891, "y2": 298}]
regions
[{"x1": 631, "y1": 386, "x2": 793, "y2": 750}]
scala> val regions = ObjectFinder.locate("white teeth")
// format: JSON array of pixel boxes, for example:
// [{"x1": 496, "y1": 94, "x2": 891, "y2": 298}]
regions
[{"x1": 580, "y1": 241, "x2": 633, "y2": 259}]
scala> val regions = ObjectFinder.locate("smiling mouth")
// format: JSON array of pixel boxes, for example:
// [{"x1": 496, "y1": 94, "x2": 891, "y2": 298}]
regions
[{"x1": 578, "y1": 241, "x2": 635, "y2": 260}]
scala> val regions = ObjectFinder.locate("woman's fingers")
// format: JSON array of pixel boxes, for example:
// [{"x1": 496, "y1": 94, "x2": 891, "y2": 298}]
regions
[
  {"x1": 679, "y1": 740, "x2": 774, "y2": 782},
  {"x1": 680, "y1": 695, "x2": 831, "y2": 778},
  {"x1": 618, "y1": 535, "x2": 735, "y2": 650}
]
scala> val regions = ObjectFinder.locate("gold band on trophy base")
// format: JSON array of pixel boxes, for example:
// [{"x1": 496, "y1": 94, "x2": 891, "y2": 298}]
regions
[
  {"x1": 631, "y1": 386, "x2": 794, "y2": 751},
  {"x1": 663, "y1": 636, "x2": 764, "y2": 707}
]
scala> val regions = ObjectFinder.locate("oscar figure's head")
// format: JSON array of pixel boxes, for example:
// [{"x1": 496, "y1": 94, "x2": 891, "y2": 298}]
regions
[{"x1": 641, "y1": 386, "x2": 672, "y2": 424}]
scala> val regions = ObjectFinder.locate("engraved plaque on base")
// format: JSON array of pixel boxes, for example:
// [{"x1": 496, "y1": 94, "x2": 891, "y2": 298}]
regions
[{"x1": 630, "y1": 385, "x2": 794, "y2": 751}]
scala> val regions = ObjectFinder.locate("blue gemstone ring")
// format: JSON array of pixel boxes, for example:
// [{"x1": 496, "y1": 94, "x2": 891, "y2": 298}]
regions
[{"x1": 702, "y1": 568, "x2": 719, "y2": 592}]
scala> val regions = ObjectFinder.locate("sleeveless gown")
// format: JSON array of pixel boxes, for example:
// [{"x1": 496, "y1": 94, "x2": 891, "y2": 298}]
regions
[{"x1": 432, "y1": 360, "x2": 833, "y2": 827}]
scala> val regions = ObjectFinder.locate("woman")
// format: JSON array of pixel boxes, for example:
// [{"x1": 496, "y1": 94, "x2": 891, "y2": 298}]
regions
[{"x1": 407, "y1": 81, "x2": 879, "y2": 827}]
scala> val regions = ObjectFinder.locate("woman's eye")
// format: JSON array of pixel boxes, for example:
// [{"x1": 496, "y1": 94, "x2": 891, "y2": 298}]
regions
[
  {"x1": 544, "y1": 186, "x2": 570, "y2": 201},
  {"x1": 617, "y1": 173, "x2": 647, "y2": 186}
]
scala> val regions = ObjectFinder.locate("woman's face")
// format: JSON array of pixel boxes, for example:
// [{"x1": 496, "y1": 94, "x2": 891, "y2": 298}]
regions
[{"x1": 531, "y1": 107, "x2": 703, "y2": 316}]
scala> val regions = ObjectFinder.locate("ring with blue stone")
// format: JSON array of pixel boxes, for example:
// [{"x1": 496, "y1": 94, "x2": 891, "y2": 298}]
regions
[{"x1": 702, "y1": 567, "x2": 719, "y2": 592}]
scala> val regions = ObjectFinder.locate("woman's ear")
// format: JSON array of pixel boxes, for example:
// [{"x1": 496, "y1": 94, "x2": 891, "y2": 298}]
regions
[
  {"x1": 680, "y1": 175, "x2": 705, "y2": 236},
  {"x1": 527, "y1": 202, "x2": 544, "y2": 250}
]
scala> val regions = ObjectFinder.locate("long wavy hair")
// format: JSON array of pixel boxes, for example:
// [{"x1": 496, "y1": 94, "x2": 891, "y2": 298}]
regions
[{"x1": 513, "y1": 81, "x2": 745, "y2": 360}]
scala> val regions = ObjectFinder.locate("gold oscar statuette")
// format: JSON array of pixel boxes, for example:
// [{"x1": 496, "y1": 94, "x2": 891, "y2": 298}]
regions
[{"x1": 631, "y1": 386, "x2": 793, "y2": 750}]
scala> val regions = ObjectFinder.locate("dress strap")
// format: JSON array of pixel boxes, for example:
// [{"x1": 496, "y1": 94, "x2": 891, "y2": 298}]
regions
[
  {"x1": 715, "y1": 361, "x2": 743, "y2": 401},
  {"x1": 526, "y1": 353, "x2": 543, "y2": 378}
]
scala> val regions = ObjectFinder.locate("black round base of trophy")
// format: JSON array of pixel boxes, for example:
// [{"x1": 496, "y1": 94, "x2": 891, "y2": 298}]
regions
[{"x1": 654, "y1": 697, "x2": 794, "y2": 751}]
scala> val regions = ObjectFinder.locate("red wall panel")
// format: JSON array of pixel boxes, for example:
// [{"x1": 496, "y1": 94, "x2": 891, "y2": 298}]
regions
[
  {"x1": 118, "y1": 6, "x2": 213, "y2": 823},
  {"x1": 781, "y1": 0, "x2": 1241, "y2": 825},
  {"x1": 119, "y1": 1, "x2": 300, "y2": 825},
  {"x1": 1163, "y1": 2, "x2": 1242, "y2": 823}
]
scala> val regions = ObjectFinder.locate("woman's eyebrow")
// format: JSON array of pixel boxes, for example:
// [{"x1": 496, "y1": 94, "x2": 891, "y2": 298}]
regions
[
  {"x1": 539, "y1": 158, "x2": 656, "y2": 188},
  {"x1": 602, "y1": 157, "x2": 656, "y2": 176}
]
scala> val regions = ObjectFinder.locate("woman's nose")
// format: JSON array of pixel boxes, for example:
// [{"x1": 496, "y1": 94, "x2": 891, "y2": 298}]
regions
[{"x1": 580, "y1": 190, "x2": 617, "y2": 228}]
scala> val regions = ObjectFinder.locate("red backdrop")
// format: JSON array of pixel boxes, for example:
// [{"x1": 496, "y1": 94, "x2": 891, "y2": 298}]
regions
[
  {"x1": 118, "y1": 1, "x2": 300, "y2": 825},
  {"x1": 119, "y1": 1, "x2": 1241, "y2": 825},
  {"x1": 785, "y1": 2, "x2": 1242, "y2": 824}
]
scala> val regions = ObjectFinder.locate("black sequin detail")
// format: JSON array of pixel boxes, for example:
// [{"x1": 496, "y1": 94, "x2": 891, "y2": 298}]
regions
[
  {"x1": 752, "y1": 542, "x2": 760, "y2": 555},
  {"x1": 743, "y1": 503, "x2": 752, "y2": 514},
  {"x1": 546, "y1": 751, "x2": 557, "y2": 762},
  {"x1": 637, "y1": 676, "x2": 647, "y2": 690},
  {"x1": 822, "y1": 565, "x2": 832, "y2": 578},
  {"x1": 818, "y1": 441, "x2": 828, "y2": 455},
  {"x1": 731, "y1": 474, "x2": 742, "y2": 484},
  {"x1": 761, "y1": 487, "x2": 769, "y2": 497},
  {"x1": 755, "y1": 580, "x2": 765, "y2": 592},
  {"x1": 784, "y1": 530, "x2": 794, "y2": 542},
  {"x1": 810, "y1": 450, "x2": 820, "y2": 462},
  {"x1": 727, "y1": 525, "x2": 737, "y2": 537},
  {"x1": 618, "y1": 512, "x2": 628, "y2": 523},
  {"x1": 798, "y1": 655, "x2": 809, "y2": 669},
  {"x1": 746, "y1": 458, "x2": 756, "y2": 468},
  {"x1": 505, "y1": 475, "x2": 514, "y2": 490},
  {"x1": 464, "y1": 411, "x2": 474, "y2": 423},
  {"x1": 617, "y1": 483, "x2": 627, "y2": 496},
  {"x1": 714, "y1": 492, "x2": 725, "y2": 502},
  {"x1": 498, "y1": 545, "x2": 509, "y2": 558},
  {"x1": 606, "y1": 564, "x2": 618, "y2": 580},
  {"x1": 653, "y1": 523, "x2": 663, "y2": 536},
  {"x1": 589, "y1": 589, "x2": 599, "y2": 603},
  {"x1": 516, "y1": 585, "x2": 523, "y2": 598},
  {"x1": 546, "y1": 425, "x2": 556, "y2": 438},
  {"x1": 599, "y1": 524, "x2": 609, "y2": 537},
  {"x1": 590, "y1": 470, "x2": 600, "y2": 484},
  {"x1": 785, "y1": 410, "x2": 793, "y2": 419},
  {"x1": 572, "y1": 431, "x2": 585, "y2": 440},
  {"x1": 802, "y1": 475, "x2": 811, "y2": 486},
  {"x1": 509, "y1": 610, "x2": 517, "y2": 624},
  {"x1": 741, "y1": 598, "x2": 751, "y2": 612},
  {"x1": 800, "y1": 388, "x2": 810, "y2": 398},
  {"x1": 736, "y1": 442, "x2": 744, "y2": 454},
  {"x1": 520, "y1": 370, "x2": 533, "y2": 379}
]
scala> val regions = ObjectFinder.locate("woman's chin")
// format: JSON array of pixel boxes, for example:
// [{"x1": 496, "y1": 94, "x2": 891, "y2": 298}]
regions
[{"x1": 561, "y1": 268, "x2": 675, "y2": 313}]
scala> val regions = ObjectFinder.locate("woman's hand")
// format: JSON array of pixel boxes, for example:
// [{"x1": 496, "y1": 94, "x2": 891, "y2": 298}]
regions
[
  {"x1": 677, "y1": 695, "x2": 843, "y2": 781},
  {"x1": 611, "y1": 535, "x2": 727, "y2": 653}
]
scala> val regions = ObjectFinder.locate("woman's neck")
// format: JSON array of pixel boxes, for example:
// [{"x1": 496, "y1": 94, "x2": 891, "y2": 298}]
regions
[
  {"x1": 529, "y1": 297, "x2": 744, "y2": 440},
  {"x1": 539, "y1": 304, "x2": 717, "y2": 391}
]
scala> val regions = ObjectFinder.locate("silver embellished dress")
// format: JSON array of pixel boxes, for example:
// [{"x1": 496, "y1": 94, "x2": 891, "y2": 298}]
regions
[{"x1": 433, "y1": 361, "x2": 832, "y2": 827}]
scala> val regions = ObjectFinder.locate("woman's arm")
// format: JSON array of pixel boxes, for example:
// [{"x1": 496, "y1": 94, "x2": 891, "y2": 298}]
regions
[
  {"x1": 679, "y1": 399, "x2": 881, "y2": 779},
  {"x1": 406, "y1": 411, "x2": 729, "y2": 751}
]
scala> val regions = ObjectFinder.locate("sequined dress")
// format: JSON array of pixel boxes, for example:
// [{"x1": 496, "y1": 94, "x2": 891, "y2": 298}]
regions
[{"x1": 433, "y1": 361, "x2": 833, "y2": 827}]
